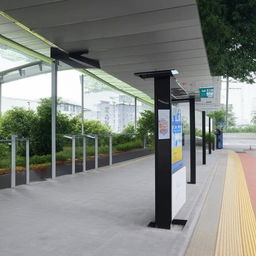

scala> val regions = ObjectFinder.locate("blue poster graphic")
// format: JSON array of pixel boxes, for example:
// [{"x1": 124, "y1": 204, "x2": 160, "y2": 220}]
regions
[{"x1": 171, "y1": 106, "x2": 183, "y2": 173}]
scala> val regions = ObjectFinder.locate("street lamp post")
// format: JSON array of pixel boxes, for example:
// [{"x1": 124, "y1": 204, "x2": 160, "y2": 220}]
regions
[{"x1": 225, "y1": 76, "x2": 229, "y2": 131}]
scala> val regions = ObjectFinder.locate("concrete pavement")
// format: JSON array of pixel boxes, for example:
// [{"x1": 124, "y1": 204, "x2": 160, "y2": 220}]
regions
[{"x1": 0, "y1": 148, "x2": 224, "y2": 256}]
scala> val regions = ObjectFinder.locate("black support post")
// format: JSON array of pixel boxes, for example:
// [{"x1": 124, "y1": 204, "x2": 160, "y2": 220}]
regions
[
  {"x1": 154, "y1": 75, "x2": 172, "y2": 229},
  {"x1": 135, "y1": 70, "x2": 186, "y2": 230},
  {"x1": 208, "y1": 117, "x2": 212, "y2": 154},
  {"x1": 212, "y1": 119, "x2": 215, "y2": 151},
  {"x1": 202, "y1": 111, "x2": 206, "y2": 165},
  {"x1": 189, "y1": 97, "x2": 196, "y2": 184}
]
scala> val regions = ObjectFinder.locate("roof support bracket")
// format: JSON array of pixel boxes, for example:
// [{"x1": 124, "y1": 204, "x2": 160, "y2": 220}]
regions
[{"x1": 50, "y1": 47, "x2": 100, "y2": 69}]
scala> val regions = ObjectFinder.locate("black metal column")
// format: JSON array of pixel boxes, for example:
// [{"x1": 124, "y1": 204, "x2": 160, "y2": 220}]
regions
[
  {"x1": 212, "y1": 119, "x2": 215, "y2": 151},
  {"x1": 202, "y1": 111, "x2": 206, "y2": 165},
  {"x1": 154, "y1": 75, "x2": 172, "y2": 229},
  {"x1": 189, "y1": 97, "x2": 196, "y2": 184},
  {"x1": 208, "y1": 117, "x2": 212, "y2": 154}
]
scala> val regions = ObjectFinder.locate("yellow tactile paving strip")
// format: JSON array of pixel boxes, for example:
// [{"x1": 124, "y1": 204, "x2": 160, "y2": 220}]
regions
[{"x1": 214, "y1": 151, "x2": 256, "y2": 256}]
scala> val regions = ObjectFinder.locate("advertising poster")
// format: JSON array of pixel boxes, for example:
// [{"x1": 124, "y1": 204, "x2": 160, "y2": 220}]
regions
[
  {"x1": 171, "y1": 105, "x2": 186, "y2": 219},
  {"x1": 171, "y1": 106, "x2": 183, "y2": 173},
  {"x1": 158, "y1": 109, "x2": 170, "y2": 140}
]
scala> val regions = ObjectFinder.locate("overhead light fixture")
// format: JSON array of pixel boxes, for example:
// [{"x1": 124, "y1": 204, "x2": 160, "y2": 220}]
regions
[{"x1": 171, "y1": 69, "x2": 179, "y2": 75}]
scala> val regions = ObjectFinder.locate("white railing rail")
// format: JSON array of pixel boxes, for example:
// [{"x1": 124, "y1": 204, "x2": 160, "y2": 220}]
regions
[
  {"x1": 64, "y1": 132, "x2": 146, "y2": 172},
  {"x1": 0, "y1": 135, "x2": 30, "y2": 188}
]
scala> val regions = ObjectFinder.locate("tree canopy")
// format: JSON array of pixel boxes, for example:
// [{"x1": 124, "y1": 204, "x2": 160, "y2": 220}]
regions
[
  {"x1": 208, "y1": 106, "x2": 236, "y2": 128},
  {"x1": 197, "y1": 0, "x2": 256, "y2": 83},
  {"x1": 137, "y1": 110, "x2": 155, "y2": 144}
]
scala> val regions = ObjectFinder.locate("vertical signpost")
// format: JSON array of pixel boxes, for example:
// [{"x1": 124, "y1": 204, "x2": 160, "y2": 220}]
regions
[
  {"x1": 135, "y1": 70, "x2": 187, "y2": 229},
  {"x1": 154, "y1": 74, "x2": 172, "y2": 229},
  {"x1": 189, "y1": 97, "x2": 196, "y2": 184},
  {"x1": 202, "y1": 111, "x2": 206, "y2": 165},
  {"x1": 135, "y1": 70, "x2": 172, "y2": 229}
]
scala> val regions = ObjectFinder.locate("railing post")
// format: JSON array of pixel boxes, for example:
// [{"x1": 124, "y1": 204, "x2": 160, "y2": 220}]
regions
[
  {"x1": 11, "y1": 135, "x2": 17, "y2": 188},
  {"x1": 51, "y1": 61, "x2": 58, "y2": 179},
  {"x1": 26, "y1": 139, "x2": 30, "y2": 184},
  {"x1": 82, "y1": 136, "x2": 86, "y2": 172},
  {"x1": 95, "y1": 135, "x2": 98, "y2": 169},
  {"x1": 143, "y1": 134, "x2": 147, "y2": 149},
  {"x1": 72, "y1": 135, "x2": 76, "y2": 174},
  {"x1": 109, "y1": 135, "x2": 112, "y2": 166}
]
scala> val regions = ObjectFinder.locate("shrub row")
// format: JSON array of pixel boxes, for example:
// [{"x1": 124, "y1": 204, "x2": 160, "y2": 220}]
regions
[{"x1": 0, "y1": 139, "x2": 144, "y2": 169}]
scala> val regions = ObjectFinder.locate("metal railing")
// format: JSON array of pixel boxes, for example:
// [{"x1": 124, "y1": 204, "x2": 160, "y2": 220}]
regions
[
  {"x1": 0, "y1": 135, "x2": 30, "y2": 188},
  {"x1": 64, "y1": 134, "x2": 114, "y2": 173},
  {"x1": 64, "y1": 133, "x2": 147, "y2": 173},
  {"x1": 0, "y1": 133, "x2": 147, "y2": 189}
]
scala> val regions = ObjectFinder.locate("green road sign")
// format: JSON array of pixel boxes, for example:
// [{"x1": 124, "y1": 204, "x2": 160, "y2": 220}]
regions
[{"x1": 199, "y1": 87, "x2": 214, "y2": 98}]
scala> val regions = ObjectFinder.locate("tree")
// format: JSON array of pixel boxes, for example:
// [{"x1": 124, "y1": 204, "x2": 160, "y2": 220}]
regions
[
  {"x1": 0, "y1": 107, "x2": 37, "y2": 156},
  {"x1": 137, "y1": 110, "x2": 155, "y2": 143},
  {"x1": 83, "y1": 119, "x2": 111, "y2": 135},
  {"x1": 31, "y1": 98, "x2": 72, "y2": 155},
  {"x1": 197, "y1": 0, "x2": 256, "y2": 83},
  {"x1": 251, "y1": 115, "x2": 256, "y2": 125},
  {"x1": 113, "y1": 124, "x2": 136, "y2": 145},
  {"x1": 0, "y1": 107, "x2": 37, "y2": 139},
  {"x1": 208, "y1": 106, "x2": 236, "y2": 128}
]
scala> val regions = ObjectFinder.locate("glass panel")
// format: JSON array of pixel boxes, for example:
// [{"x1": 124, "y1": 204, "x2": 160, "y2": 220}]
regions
[
  {"x1": 2, "y1": 73, "x2": 51, "y2": 183},
  {"x1": 137, "y1": 100, "x2": 153, "y2": 120},
  {"x1": 98, "y1": 136, "x2": 110, "y2": 168},
  {"x1": 85, "y1": 68, "x2": 153, "y2": 105},
  {"x1": 112, "y1": 133, "x2": 144, "y2": 163},
  {"x1": 84, "y1": 74, "x2": 135, "y2": 132},
  {"x1": 16, "y1": 140, "x2": 26, "y2": 186},
  {"x1": 0, "y1": 43, "x2": 38, "y2": 72},
  {"x1": 0, "y1": 142, "x2": 11, "y2": 189},
  {"x1": 56, "y1": 69, "x2": 81, "y2": 177},
  {"x1": 75, "y1": 136, "x2": 84, "y2": 173},
  {"x1": 56, "y1": 136, "x2": 72, "y2": 177},
  {"x1": 86, "y1": 136, "x2": 96, "y2": 170}
]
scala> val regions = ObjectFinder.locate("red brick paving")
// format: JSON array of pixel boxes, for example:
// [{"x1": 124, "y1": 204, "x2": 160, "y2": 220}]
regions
[{"x1": 239, "y1": 153, "x2": 256, "y2": 215}]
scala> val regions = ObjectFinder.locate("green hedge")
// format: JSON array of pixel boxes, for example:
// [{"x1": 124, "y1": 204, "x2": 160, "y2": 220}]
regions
[{"x1": 0, "y1": 139, "x2": 145, "y2": 169}]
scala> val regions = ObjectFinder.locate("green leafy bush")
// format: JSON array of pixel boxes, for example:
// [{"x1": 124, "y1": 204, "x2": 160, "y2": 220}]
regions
[
  {"x1": 113, "y1": 124, "x2": 137, "y2": 145},
  {"x1": 137, "y1": 110, "x2": 154, "y2": 145},
  {"x1": 0, "y1": 104, "x2": 153, "y2": 169},
  {"x1": 114, "y1": 139, "x2": 143, "y2": 152}
]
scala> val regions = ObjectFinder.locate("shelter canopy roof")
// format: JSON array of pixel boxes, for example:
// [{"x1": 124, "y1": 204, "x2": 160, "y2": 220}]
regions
[{"x1": 0, "y1": 0, "x2": 221, "y2": 108}]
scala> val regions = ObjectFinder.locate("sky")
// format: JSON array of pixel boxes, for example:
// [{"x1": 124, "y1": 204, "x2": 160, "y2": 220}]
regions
[
  {"x1": 0, "y1": 49, "x2": 122, "y2": 110},
  {"x1": 2, "y1": 69, "x2": 256, "y2": 126},
  {"x1": 221, "y1": 78, "x2": 256, "y2": 125},
  {"x1": 2, "y1": 70, "x2": 125, "y2": 111}
]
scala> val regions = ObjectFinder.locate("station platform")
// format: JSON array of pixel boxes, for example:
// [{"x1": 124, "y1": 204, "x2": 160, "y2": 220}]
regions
[{"x1": 0, "y1": 147, "x2": 255, "y2": 256}]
